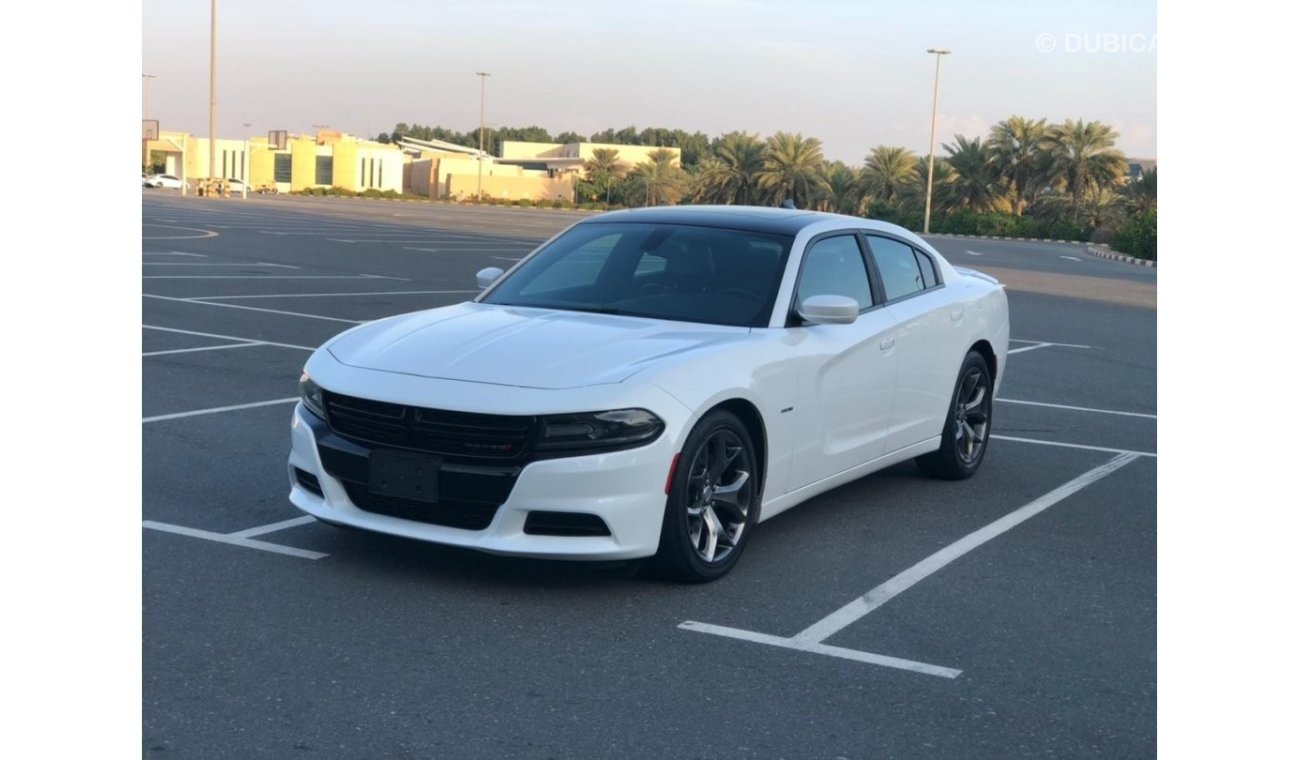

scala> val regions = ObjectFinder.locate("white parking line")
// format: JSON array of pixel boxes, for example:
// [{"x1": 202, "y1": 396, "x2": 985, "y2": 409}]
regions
[
  {"x1": 1007, "y1": 341, "x2": 1094, "y2": 355},
  {"x1": 965, "y1": 250, "x2": 985, "y2": 256},
  {"x1": 143, "y1": 397, "x2": 298, "y2": 423},
  {"x1": 991, "y1": 434, "x2": 1155, "y2": 457},
  {"x1": 789, "y1": 453, "x2": 1139, "y2": 645},
  {"x1": 142, "y1": 274, "x2": 409, "y2": 280},
  {"x1": 143, "y1": 519, "x2": 326, "y2": 560},
  {"x1": 1060, "y1": 255, "x2": 1082, "y2": 261},
  {"x1": 143, "y1": 293, "x2": 364, "y2": 324},
  {"x1": 142, "y1": 325, "x2": 315, "y2": 351},
  {"x1": 194, "y1": 289, "x2": 477, "y2": 301},
  {"x1": 678, "y1": 622, "x2": 962, "y2": 679},
  {"x1": 680, "y1": 452, "x2": 1140, "y2": 677},
  {"x1": 996, "y1": 398, "x2": 1156, "y2": 419},
  {"x1": 142, "y1": 251, "x2": 206, "y2": 257},
  {"x1": 229, "y1": 515, "x2": 317, "y2": 538},
  {"x1": 143, "y1": 342, "x2": 265, "y2": 357},
  {"x1": 1009, "y1": 338, "x2": 1091, "y2": 348},
  {"x1": 142, "y1": 262, "x2": 300, "y2": 269}
]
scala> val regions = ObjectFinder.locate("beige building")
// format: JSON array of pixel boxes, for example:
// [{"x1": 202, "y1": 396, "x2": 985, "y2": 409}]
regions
[
  {"x1": 498, "y1": 141, "x2": 682, "y2": 175},
  {"x1": 146, "y1": 130, "x2": 404, "y2": 194}
]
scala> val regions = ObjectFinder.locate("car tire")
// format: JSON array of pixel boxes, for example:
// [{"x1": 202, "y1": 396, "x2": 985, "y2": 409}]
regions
[
  {"x1": 916, "y1": 350, "x2": 994, "y2": 480},
  {"x1": 653, "y1": 409, "x2": 759, "y2": 583}
]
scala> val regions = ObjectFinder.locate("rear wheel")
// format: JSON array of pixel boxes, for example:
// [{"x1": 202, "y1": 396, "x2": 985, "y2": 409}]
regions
[
  {"x1": 653, "y1": 410, "x2": 758, "y2": 583},
  {"x1": 917, "y1": 350, "x2": 993, "y2": 480}
]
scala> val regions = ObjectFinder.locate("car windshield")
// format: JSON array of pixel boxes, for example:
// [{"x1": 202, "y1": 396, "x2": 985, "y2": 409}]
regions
[{"x1": 481, "y1": 222, "x2": 793, "y2": 327}]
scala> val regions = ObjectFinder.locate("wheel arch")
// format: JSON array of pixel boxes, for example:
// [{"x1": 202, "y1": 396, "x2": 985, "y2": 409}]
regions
[
  {"x1": 704, "y1": 398, "x2": 768, "y2": 508},
  {"x1": 969, "y1": 339, "x2": 997, "y2": 385}
]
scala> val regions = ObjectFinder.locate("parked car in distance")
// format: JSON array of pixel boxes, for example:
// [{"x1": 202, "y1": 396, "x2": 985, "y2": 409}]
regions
[
  {"x1": 145, "y1": 174, "x2": 183, "y2": 189},
  {"x1": 288, "y1": 206, "x2": 1011, "y2": 581}
]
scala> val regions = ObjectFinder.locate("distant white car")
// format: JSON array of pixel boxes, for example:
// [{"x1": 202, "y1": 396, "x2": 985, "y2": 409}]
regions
[
  {"x1": 145, "y1": 174, "x2": 183, "y2": 189},
  {"x1": 289, "y1": 206, "x2": 1011, "y2": 581}
]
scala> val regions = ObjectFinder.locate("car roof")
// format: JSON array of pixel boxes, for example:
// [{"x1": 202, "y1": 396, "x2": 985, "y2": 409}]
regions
[{"x1": 581, "y1": 205, "x2": 863, "y2": 236}]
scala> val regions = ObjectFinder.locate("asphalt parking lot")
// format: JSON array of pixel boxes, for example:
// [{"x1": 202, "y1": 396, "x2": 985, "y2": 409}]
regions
[{"x1": 142, "y1": 192, "x2": 1157, "y2": 758}]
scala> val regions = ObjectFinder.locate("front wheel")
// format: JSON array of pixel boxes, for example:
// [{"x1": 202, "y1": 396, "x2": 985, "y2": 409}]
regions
[
  {"x1": 916, "y1": 350, "x2": 994, "y2": 480},
  {"x1": 653, "y1": 410, "x2": 758, "y2": 583}
]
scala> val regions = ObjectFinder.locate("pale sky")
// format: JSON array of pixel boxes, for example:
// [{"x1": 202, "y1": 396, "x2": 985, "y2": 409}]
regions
[{"x1": 142, "y1": 0, "x2": 1156, "y2": 162}]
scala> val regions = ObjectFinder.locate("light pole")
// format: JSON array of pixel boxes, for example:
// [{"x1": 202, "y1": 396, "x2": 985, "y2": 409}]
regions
[
  {"x1": 142, "y1": 74, "x2": 156, "y2": 120},
  {"x1": 923, "y1": 47, "x2": 950, "y2": 235},
  {"x1": 142, "y1": 74, "x2": 156, "y2": 172},
  {"x1": 476, "y1": 71, "x2": 490, "y2": 200},
  {"x1": 209, "y1": 0, "x2": 218, "y2": 183}
]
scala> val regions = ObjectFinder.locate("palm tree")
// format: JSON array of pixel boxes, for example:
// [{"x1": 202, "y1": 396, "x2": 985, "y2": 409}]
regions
[
  {"x1": 1043, "y1": 119, "x2": 1128, "y2": 223},
  {"x1": 1120, "y1": 167, "x2": 1157, "y2": 215},
  {"x1": 757, "y1": 132, "x2": 828, "y2": 208},
  {"x1": 862, "y1": 146, "x2": 919, "y2": 205},
  {"x1": 817, "y1": 161, "x2": 864, "y2": 215},
  {"x1": 697, "y1": 131, "x2": 765, "y2": 205},
  {"x1": 627, "y1": 148, "x2": 688, "y2": 206},
  {"x1": 583, "y1": 148, "x2": 624, "y2": 204},
  {"x1": 942, "y1": 135, "x2": 1007, "y2": 213},
  {"x1": 899, "y1": 157, "x2": 955, "y2": 216},
  {"x1": 987, "y1": 116, "x2": 1048, "y2": 216}
]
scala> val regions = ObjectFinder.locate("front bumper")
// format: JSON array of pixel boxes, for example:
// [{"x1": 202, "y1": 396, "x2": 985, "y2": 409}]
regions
[{"x1": 287, "y1": 403, "x2": 676, "y2": 560}]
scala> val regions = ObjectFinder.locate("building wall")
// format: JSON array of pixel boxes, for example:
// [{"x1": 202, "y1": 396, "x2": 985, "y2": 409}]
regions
[{"x1": 445, "y1": 173, "x2": 574, "y2": 202}]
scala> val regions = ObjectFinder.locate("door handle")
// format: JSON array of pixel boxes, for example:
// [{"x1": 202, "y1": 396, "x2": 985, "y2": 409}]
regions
[{"x1": 879, "y1": 338, "x2": 896, "y2": 351}]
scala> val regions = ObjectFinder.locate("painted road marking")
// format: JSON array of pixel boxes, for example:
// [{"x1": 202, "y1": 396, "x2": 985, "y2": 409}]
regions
[
  {"x1": 228, "y1": 516, "x2": 317, "y2": 539},
  {"x1": 142, "y1": 251, "x2": 207, "y2": 257},
  {"x1": 142, "y1": 325, "x2": 315, "y2": 351},
  {"x1": 680, "y1": 453, "x2": 1140, "y2": 677},
  {"x1": 1009, "y1": 338, "x2": 1091, "y2": 348},
  {"x1": 194, "y1": 289, "x2": 477, "y2": 301},
  {"x1": 1007, "y1": 341, "x2": 1094, "y2": 355},
  {"x1": 142, "y1": 274, "x2": 408, "y2": 280},
  {"x1": 143, "y1": 397, "x2": 298, "y2": 424},
  {"x1": 991, "y1": 435, "x2": 1155, "y2": 458},
  {"x1": 143, "y1": 519, "x2": 327, "y2": 560},
  {"x1": 143, "y1": 293, "x2": 364, "y2": 324},
  {"x1": 141, "y1": 262, "x2": 300, "y2": 269},
  {"x1": 143, "y1": 342, "x2": 266, "y2": 357},
  {"x1": 965, "y1": 250, "x2": 985, "y2": 256},
  {"x1": 997, "y1": 398, "x2": 1156, "y2": 419},
  {"x1": 1060, "y1": 255, "x2": 1082, "y2": 261}
]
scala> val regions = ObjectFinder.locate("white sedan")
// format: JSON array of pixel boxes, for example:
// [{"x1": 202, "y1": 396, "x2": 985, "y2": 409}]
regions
[
  {"x1": 289, "y1": 206, "x2": 1010, "y2": 581},
  {"x1": 144, "y1": 174, "x2": 184, "y2": 189}
]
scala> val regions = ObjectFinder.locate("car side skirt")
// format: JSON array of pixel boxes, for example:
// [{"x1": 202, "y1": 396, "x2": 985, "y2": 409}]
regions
[{"x1": 757, "y1": 436, "x2": 942, "y2": 522}]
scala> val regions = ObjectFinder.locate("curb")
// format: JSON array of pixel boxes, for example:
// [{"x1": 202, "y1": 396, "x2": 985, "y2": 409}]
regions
[
  {"x1": 1085, "y1": 243, "x2": 1156, "y2": 268},
  {"x1": 926, "y1": 233, "x2": 1086, "y2": 245}
]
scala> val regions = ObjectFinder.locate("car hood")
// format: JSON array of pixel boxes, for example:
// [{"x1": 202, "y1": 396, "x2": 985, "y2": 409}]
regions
[{"x1": 326, "y1": 302, "x2": 752, "y2": 389}]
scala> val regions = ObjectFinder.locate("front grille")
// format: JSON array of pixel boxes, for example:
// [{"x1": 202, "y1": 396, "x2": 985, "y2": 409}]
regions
[
  {"x1": 324, "y1": 391, "x2": 536, "y2": 462},
  {"x1": 343, "y1": 483, "x2": 499, "y2": 531}
]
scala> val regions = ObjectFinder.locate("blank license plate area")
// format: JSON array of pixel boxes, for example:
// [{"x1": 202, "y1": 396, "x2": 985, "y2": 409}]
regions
[{"x1": 368, "y1": 450, "x2": 441, "y2": 503}]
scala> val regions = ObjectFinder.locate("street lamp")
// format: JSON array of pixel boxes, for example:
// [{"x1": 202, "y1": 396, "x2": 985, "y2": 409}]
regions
[
  {"x1": 142, "y1": 74, "x2": 156, "y2": 120},
  {"x1": 476, "y1": 71, "x2": 490, "y2": 200},
  {"x1": 209, "y1": 0, "x2": 218, "y2": 183},
  {"x1": 923, "y1": 47, "x2": 950, "y2": 235}
]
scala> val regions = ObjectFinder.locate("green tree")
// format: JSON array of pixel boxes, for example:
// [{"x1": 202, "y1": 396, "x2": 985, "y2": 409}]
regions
[
  {"x1": 1121, "y1": 167, "x2": 1157, "y2": 215},
  {"x1": 554, "y1": 131, "x2": 587, "y2": 145},
  {"x1": 583, "y1": 148, "x2": 626, "y2": 204},
  {"x1": 1043, "y1": 119, "x2": 1128, "y2": 223},
  {"x1": 627, "y1": 148, "x2": 688, "y2": 206},
  {"x1": 942, "y1": 136, "x2": 1007, "y2": 213},
  {"x1": 693, "y1": 131, "x2": 764, "y2": 205},
  {"x1": 758, "y1": 132, "x2": 829, "y2": 208},
  {"x1": 817, "y1": 161, "x2": 865, "y2": 215},
  {"x1": 987, "y1": 116, "x2": 1049, "y2": 216},
  {"x1": 862, "y1": 146, "x2": 919, "y2": 205}
]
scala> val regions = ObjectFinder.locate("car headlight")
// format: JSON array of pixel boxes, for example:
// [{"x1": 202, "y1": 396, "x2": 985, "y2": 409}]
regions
[
  {"x1": 536, "y1": 409, "x2": 664, "y2": 454},
  {"x1": 299, "y1": 372, "x2": 326, "y2": 419}
]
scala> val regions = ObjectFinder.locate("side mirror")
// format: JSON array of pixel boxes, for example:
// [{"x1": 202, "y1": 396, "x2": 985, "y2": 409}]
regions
[
  {"x1": 797, "y1": 294, "x2": 859, "y2": 325},
  {"x1": 476, "y1": 267, "x2": 505, "y2": 290}
]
